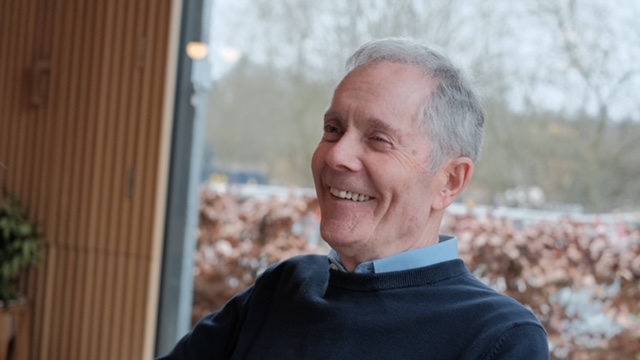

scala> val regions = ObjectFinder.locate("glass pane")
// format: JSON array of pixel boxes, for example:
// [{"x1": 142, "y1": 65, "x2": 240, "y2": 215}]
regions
[{"x1": 186, "y1": 2, "x2": 640, "y2": 358}]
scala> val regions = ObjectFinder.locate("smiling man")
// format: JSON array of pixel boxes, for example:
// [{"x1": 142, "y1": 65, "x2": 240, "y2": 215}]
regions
[
  {"x1": 313, "y1": 58, "x2": 466, "y2": 272},
  {"x1": 157, "y1": 38, "x2": 550, "y2": 360}
]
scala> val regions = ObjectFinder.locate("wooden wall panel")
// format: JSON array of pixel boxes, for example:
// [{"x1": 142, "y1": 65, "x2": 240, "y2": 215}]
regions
[{"x1": 0, "y1": 0, "x2": 180, "y2": 358}]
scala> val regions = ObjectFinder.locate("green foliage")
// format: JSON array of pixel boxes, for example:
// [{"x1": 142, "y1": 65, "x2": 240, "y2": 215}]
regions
[{"x1": 0, "y1": 189, "x2": 44, "y2": 305}]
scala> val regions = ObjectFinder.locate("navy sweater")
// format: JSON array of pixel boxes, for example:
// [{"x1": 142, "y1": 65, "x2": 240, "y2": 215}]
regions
[{"x1": 158, "y1": 256, "x2": 549, "y2": 359}]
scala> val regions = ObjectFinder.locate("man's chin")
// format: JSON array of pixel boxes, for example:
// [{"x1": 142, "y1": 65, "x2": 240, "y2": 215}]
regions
[{"x1": 320, "y1": 227, "x2": 367, "y2": 250}]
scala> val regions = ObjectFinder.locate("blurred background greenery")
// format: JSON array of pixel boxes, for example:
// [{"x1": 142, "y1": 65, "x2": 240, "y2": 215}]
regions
[{"x1": 202, "y1": 0, "x2": 640, "y2": 213}]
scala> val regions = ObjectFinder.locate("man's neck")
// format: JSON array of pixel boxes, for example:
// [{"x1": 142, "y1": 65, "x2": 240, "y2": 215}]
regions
[{"x1": 336, "y1": 235, "x2": 458, "y2": 272}]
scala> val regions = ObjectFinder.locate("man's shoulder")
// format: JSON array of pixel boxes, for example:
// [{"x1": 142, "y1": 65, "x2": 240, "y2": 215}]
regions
[
  {"x1": 433, "y1": 270, "x2": 548, "y2": 357},
  {"x1": 446, "y1": 271, "x2": 545, "y2": 329}
]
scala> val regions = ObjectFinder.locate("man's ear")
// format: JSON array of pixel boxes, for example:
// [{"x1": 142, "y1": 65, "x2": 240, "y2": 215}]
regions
[{"x1": 432, "y1": 157, "x2": 474, "y2": 211}]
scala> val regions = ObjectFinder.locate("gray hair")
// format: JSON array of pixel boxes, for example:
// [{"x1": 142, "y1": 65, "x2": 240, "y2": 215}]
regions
[{"x1": 345, "y1": 38, "x2": 485, "y2": 173}]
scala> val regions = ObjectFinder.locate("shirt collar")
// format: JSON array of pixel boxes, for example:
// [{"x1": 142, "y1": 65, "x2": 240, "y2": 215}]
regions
[{"x1": 328, "y1": 235, "x2": 459, "y2": 274}]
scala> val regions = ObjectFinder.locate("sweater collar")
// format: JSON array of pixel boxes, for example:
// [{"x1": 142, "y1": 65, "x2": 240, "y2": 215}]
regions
[{"x1": 328, "y1": 235, "x2": 458, "y2": 274}]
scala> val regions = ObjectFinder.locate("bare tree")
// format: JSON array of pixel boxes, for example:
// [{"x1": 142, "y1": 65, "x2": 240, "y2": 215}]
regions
[{"x1": 515, "y1": 0, "x2": 640, "y2": 210}]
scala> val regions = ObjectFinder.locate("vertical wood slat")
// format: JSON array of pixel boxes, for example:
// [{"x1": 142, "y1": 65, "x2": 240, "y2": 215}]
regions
[
  {"x1": 29, "y1": 0, "x2": 54, "y2": 236},
  {"x1": 104, "y1": 0, "x2": 126, "y2": 255},
  {"x1": 98, "y1": 0, "x2": 128, "y2": 357},
  {"x1": 114, "y1": 0, "x2": 137, "y2": 256},
  {"x1": 63, "y1": 0, "x2": 88, "y2": 356},
  {"x1": 135, "y1": 0, "x2": 159, "y2": 259},
  {"x1": 0, "y1": 0, "x2": 10, "y2": 147},
  {"x1": 77, "y1": 0, "x2": 107, "y2": 358},
  {"x1": 60, "y1": 0, "x2": 81, "y2": 358},
  {"x1": 19, "y1": 2, "x2": 41, "y2": 337},
  {"x1": 62, "y1": 249, "x2": 79, "y2": 359},
  {"x1": 107, "y1": 0, "x2": 137, "y2": 354},
  {"x1": 18, "y1": 0, "x2": 31, "y2": 191},
  {"x1": 31, "y1": 246, "x2": 47, "y2": 360},
  {"x1": 137, "y1": 259, "x2": 152, "y2": 358},
  {"x1": 0, "y1": 0, "x2": 11, "y2": 177},
  {"x1": 91, "y1": 0, "x2": 117, "y2": 354},
  {"x1": 49, "y1": 0, "x2": 76, "y2": 356},
  {"x1": 4, "y1": 0, "x2": 20, "y2": 188},
  {"x1": 114, "y1": 0, "x2": 144, "y2": 356},
  {"x1": 30, "y1": 0, "x2": 57, "y2": 355},
  {"x1": 65, "y1": 0, "x2": 83, "y2": 351},
  {"x1": 84, "y1": 0, "x2": 114, "y2": 355},
  {"x1": 39, "y1": 245, "x2": 56, "y2": 359},
  {"x1": 145, "y1": 0, "x2": 174, "y2": 260},
  {"x1": 134, "y1": 0, "x2": 160, "y2": 350},
  {"x1": 20, "y1": 0, "x2": 38, "y2": 205},
  {"x1": 32, "y1": 0, "x2": 57, "y2": 252},
  {"x1": 5, "y1": 0, "x2": 18, "y2": 186},
  {"x1": 72, "y1": 0, "x2": 99, "y2": 358},
  {"x1": 6, "y1": 0, "x2": 18, "y2": 178},
  {"x1": 31, "y1": 0, "x2": 55, "y2": 209},
  {"x1": 67, "y1": 249, "x2": 86, "y2": 360},
  {"x1": 111, "y1": 257, "x2": 128, "y2": 360},
  {"x1": 119, "y1": 0, "x2": 150, "y2": 357},
  {"x1": 82, "y1": 0, "x2": 111, "y2": 352},
  {"x1": 30, "y1": 0, "x2": 57, "y2": 354},
  {"x1": 1, "y1": 0, "x2": 17, "y2": 185}
]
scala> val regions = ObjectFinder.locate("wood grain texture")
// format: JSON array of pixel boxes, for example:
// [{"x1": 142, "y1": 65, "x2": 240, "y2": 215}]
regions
[{"x1": 0, "y1": 0, "x2": 179, "y2": 358}]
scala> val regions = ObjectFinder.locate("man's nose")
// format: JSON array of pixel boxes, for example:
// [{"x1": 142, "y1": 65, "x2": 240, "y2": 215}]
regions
[{"x1": 324, "y1": 133, "x2": 363, "y2": 172}]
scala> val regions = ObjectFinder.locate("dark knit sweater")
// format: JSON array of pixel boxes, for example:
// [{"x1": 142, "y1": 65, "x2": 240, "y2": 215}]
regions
[{"x1": 158, "y1": 256, "x2": 549, "y2": 360}]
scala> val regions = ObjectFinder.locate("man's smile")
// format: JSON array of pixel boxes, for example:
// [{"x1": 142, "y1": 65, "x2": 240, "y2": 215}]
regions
[{"x1": 329, "y1": 187, "x2": 374, "y2": 202}]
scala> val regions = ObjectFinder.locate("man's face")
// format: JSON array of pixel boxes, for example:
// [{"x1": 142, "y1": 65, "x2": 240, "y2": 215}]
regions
[{"x1": 311, "y1": 61, "x2": 446, "y2": 264}]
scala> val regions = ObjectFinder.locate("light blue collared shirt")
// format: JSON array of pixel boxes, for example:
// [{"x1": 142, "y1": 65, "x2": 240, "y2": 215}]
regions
[{"x1": 328, "y1": 235, "x2": 459, "y2": 273}]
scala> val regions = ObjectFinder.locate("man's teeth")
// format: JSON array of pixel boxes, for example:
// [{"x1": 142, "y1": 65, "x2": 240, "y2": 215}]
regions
[{"x1": 329, "y1": 187, "x2": 371, "y2": 202}]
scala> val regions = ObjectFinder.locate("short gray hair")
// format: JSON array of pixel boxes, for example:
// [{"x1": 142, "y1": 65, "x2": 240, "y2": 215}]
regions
[{"x1": 345, "y1": 38, "x2": 485, "y2": 173}]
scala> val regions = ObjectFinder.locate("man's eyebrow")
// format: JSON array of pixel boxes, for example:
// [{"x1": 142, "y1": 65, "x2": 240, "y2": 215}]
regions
[
  {"x1": 324, "y1": 111, "x2": 400, "y2": 132},
  {"x1": 367, "y1": 117, "x2": 401, "y2": 136},
  {"x1": 323, "y1": 110, "x2": 341, "y2": 121}
]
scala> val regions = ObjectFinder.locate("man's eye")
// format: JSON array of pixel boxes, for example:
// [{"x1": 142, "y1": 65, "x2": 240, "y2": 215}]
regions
[
  {"x1": 324, "y1": 124, "x2": 340, "y2": 133},
  {"x1": 322, "y1": 124, "x2": 343, "y2": 141},
  {"x1": 370, "y1": 133, "x2": 393, "y2": 146},
  {"x1": 372, "y1": 135, "x2": 391, "y2": 143}
]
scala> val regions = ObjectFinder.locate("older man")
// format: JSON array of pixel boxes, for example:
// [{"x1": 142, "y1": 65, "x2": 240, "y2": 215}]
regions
[{"x1": 157, "y1": 38, "x2": 549, "y2": 360}]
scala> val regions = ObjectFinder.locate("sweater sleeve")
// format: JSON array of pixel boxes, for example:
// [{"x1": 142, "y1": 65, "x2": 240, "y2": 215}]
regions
[
  {"x1": 483, "y1": 323, "x2": 550, "y2": 360},
  {"x1": 155, "y1": 287, "x2": 253, "y2": 360}
]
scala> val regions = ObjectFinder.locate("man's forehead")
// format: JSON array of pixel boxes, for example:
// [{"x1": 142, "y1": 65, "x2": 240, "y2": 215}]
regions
[{"x1": 333, "y1": 62, "x2": 433, "y2": 102}]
